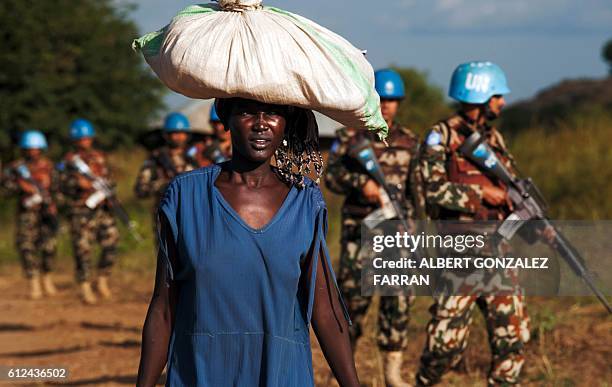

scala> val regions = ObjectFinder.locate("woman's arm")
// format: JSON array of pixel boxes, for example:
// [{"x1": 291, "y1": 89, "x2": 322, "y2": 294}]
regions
[
  {"x1": 311, "y1": 247, "x2": 360, "y2": 387},
  {"x1": 136, "y1": 218, "x2": 179, "y2": 387}
]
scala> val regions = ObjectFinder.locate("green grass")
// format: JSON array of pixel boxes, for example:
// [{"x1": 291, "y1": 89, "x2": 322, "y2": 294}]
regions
[{"x1": 510, "y1": 110, "x2": 612, "y2": 219}]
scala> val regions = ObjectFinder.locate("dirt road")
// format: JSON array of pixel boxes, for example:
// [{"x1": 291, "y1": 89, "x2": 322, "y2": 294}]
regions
[{"x1": 0, "y1": 266, "x2": 610, "y2": 386}]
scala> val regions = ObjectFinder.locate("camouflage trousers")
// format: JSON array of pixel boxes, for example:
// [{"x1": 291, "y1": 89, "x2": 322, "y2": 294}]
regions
[
  {"x1": 15, "y1": 209, "x2": 57, "y2": 278},
  {"x1": 337, "y1": 218, "x2": 414, "y2": 352},
  {"x1": 69, "y1": 206, "x2": 120, "y2": 282},
  {"x1": 416, "y1": 294, "x2": 530, "y2": 386}
]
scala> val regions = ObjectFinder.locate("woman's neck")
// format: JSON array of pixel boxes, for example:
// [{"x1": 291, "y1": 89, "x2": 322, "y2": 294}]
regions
[{"x1": 226, "y1": 154, "x2": 276, "y2": 188}]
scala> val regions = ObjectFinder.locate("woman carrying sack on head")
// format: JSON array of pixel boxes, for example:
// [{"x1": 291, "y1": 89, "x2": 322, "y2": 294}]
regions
[
  {"x1": 134, "y1": 1, "x2": 389, "y2": 386},
  {"x1": 137, "y1": 98, "x2": 359, "y2": 386}
]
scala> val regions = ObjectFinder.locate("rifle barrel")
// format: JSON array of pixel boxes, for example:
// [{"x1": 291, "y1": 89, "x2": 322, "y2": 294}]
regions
[{"x1": 545, "y1": 220, "x2": 611, "y2": 314}]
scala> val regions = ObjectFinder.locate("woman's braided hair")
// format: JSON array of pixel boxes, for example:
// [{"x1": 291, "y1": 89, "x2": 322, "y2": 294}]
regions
[{"x1": 216, "y1": 98, "x2": 323, "y2": 189}]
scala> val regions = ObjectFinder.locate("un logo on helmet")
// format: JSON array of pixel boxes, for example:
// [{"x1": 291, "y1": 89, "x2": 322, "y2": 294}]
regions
[
  {"x1": 465, "y1": 73, "x2": 491, "y2": 93},
  {"x1": 384, "y1": 81, "x2": 395, "y2": 95}
]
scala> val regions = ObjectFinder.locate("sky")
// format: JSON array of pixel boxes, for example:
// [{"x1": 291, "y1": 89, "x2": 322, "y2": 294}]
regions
[{"x1": 122, "y1": 0, "x2": 612, "y2": 110}]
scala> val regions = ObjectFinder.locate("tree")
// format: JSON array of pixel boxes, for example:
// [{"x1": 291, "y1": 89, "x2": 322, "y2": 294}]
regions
[
  {"x1": 392, "y1": 67, "x2": 452, "y2": 135},
  {"x1": 603, "y1": 39, "x2": 612, "y2": 75},
  {"x1": 0, "y1": 0, "x2": 165, "y2": 157}
]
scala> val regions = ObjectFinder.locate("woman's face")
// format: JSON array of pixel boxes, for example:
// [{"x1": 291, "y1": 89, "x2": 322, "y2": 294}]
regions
[{"x1": 228, "y1": 99, "x2": 287, "y2": 163}]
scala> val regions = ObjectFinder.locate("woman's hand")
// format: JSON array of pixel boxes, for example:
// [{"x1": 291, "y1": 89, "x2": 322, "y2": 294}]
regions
[{"x1": 310, "y1": 247, "x2": 360, "y2": 387}]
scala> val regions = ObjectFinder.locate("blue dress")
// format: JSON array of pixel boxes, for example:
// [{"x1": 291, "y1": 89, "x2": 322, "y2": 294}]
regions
[{"x1": 157, "y1": 165, "x2": 350, "y2": 387}]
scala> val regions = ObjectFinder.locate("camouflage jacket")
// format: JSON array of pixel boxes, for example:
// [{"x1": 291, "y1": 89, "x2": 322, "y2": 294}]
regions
[
  {"x1": 2, "y1": 157, "x2": 59, "y2": 210},
  {"x1": 420, "y1": 113, "x2": 516, "y2": 221},
  {"x1": 60, "y1": 148, "x2": 115, "y2": 208},
  {"x1": 325, "y1": 123, "x2": 425, "y2": 220},
  {"x1": 187, "y1": 141, "x2": 214, "y2": 168},
  {"x1": 186, "y1": 139, "x2": 232, "y2": 168},
  {"x1": 134, "y1": 146, "x2": 197, "y2": 200}
]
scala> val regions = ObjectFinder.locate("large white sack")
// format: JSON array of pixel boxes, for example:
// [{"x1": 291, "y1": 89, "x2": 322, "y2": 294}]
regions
[{"x1": 133, "y1": 0, "x2": 388, "y2": 139}]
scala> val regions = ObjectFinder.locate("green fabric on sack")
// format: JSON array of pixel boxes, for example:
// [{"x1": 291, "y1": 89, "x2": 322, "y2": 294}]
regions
[
  {"x1": 175, "y1": 4, "x2": 217, "y2": 17},
  {"x1": 132, "y1": 27, "x2": 166, "y2": 57},
  {"x1": 132, "y1": 2, "x2": 388, "y2": 139},
  {"x1": 132, "y1": 4, "x2": 217, "y2": 56},
  {"x1": 266, "y1": 7, "x2": 388, "y2": 139}
]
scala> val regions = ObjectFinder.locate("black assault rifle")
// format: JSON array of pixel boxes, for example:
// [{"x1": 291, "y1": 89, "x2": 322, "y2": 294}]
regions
[
  {"x1": 203, "y1": 141, "x2": 229, "y2": 164},
  {"x1": 71, "y1": 155, "x2": 143, "y2": 243},
  {"x1": 347, "y1": 136, "x2": 411, "y2": 233},
  {"x1": 459, "y1": 131, "x2": 611, "y2": 313},
  {"x1": 159, "y1": 153, "x2": 178, "y2": 177}
]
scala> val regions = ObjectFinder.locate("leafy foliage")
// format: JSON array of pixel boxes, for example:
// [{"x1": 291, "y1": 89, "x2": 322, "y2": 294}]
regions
[{"x1": 0, "y1": 0, "x2": 165, "y2": 158}]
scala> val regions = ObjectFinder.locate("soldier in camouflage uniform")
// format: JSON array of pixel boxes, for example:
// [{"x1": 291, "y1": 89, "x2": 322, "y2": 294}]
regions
[
  {"x1": 415, "y1": 62, "x2": 532, "y2": 386},
  {"x1": 60, "y1": 119, "x2": 119, "y2": 304},
  {"x1": 325, "y1": 69, "x2": 423, "y2": 387},
  {"x1": 187, "y1": 104, "x2": 232, "y2": 168},
  {"x1": 134, "y1": 112, "x2": 198, "y2": 223},
  {"x1": 2, "y1": 130, "x2": 59, "y2": 299}
]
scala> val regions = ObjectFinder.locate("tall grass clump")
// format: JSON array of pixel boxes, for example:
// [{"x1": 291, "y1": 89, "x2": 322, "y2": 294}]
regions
[{"x1": 509, "y1": 109, "x2": 612, "y2": 220}]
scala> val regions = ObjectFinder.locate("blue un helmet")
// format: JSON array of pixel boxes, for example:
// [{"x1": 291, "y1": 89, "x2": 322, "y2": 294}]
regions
[
  {"x1": 19, "y1": 130, "x2": 48, "y2": 150},
  {"x1": 449, "y1": 61, "x2": 510, "y2": 104},
  {"x1": 374, "y1": 69, "x2": 406, "y2": 99},
  {"x1": 69, "y1": 118, "x2": 96, "y2": 140},
  {"x1": 163, "y1": 112, "x2": 190, "y2": 132},
  {"x1": 209, "y1": 103, "x2": 220, "y2": 122}
]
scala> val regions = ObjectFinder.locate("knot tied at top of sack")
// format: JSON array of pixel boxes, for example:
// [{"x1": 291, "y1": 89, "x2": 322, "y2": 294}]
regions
[{"x1": 217, "y1": 0, "x2": 263, "y2": 11}]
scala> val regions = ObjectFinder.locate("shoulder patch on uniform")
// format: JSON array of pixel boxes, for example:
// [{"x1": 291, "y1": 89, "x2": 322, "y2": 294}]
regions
[
  {"x1": 426, "y1": 131, "x2": 442, "y2": 146},
  {"x1": 187, "y1": 146, "x2": 197, "y2": 158}
]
